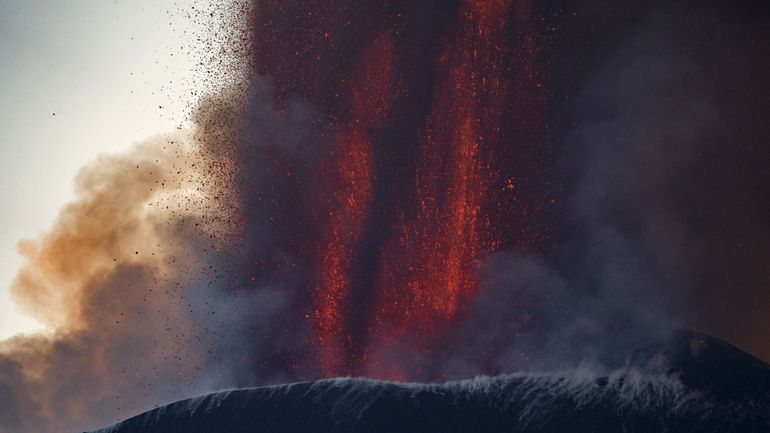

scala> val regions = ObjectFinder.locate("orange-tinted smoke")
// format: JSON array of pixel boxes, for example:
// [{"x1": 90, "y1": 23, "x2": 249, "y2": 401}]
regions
[{"x1": 0, "y1": 129, "x2": 240, "y2": 432}]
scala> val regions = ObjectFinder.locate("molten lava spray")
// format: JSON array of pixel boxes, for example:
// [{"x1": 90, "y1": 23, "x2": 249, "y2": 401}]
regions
[
  {"x1": 314, "y1": 32, "x2": 398, "y2": 375},
  {"x1": 253, "y1": 0, "x2": 552, "y2": 377}
]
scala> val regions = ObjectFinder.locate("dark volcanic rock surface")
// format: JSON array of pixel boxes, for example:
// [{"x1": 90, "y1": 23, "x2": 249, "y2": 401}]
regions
[{"x1": 88, "y1": 331, "x2": 770, "y2": 433}]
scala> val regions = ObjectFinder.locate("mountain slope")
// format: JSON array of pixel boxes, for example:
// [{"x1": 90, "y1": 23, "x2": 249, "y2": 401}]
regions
[{"x1": 87, "y1": 331, "x2": 770, "y2": 433}]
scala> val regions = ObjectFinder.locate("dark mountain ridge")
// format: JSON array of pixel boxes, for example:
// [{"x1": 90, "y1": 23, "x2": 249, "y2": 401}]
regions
[{"x1": 87, "y1": 330, "x2": 770, "y2": 433}]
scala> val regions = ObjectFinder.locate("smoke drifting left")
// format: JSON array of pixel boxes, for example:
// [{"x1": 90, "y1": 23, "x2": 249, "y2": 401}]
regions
[
  {"x1": 0, "y1": 66, "x2": 366, "y2": 429},
  {"x1": 0, "y1": 82, "x2": 311, "y2": 432},
  {"x1": 0, "y1": 120, "x2": 224, "y2": 431}
]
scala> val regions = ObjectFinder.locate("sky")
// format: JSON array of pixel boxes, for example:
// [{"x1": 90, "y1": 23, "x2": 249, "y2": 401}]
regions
[{"x1": 0, "y1": 0, "x2": 202, "y2": 339}]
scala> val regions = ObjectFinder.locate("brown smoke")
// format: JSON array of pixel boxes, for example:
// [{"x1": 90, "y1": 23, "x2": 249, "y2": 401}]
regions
[{"x1": 0, "y1": 92, "x2": 247, "y2": 433}]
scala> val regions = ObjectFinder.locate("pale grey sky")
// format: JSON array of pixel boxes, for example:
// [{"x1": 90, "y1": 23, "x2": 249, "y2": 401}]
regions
[{"x1": 0, "y1": 0, "x2": 209, "y2": 338}]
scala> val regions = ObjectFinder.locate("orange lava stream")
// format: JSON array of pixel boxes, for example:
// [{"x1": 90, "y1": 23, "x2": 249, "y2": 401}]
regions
[
  {"x1": 375, "y1": 0, "x2": 513, "y2": 335},
  {"x1": 314, "y1": 33, "x2": 397, "y2": 375},
  {"x1": 251, "y1": 0, "x2": 547, "y2": 378}
]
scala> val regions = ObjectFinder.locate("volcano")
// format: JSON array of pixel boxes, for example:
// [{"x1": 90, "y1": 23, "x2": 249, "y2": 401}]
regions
[{"x1": 87, "y1": 330, "x2": 770, "y2": 433}]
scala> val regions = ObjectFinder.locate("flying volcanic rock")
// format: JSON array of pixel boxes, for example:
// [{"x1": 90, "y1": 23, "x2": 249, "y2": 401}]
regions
[{"x1": 87, "y1": 331, "x2": 770, "y2": 433}]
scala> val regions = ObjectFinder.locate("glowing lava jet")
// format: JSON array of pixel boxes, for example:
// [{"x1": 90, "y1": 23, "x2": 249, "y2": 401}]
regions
[{"x1": 252, "y1": 0, "x2": 553, "y2": 378}]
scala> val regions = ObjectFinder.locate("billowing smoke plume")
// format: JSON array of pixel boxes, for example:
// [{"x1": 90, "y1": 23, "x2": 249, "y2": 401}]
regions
[
  {"x1": 0, "y1": 135, "x2": 227, "y2": 432},
  {"x1": 0, "y1": 81, "x2": 330, "y2": 432},
  {"x1": 548, "y1": 1, "x2": 770, "y2": 361},
  {"x1": 1, "y1": 1, "x2": 769, "y2": 432},
  {"x1": 425, "y1": 0, "x2": 770, "y2": 374}
]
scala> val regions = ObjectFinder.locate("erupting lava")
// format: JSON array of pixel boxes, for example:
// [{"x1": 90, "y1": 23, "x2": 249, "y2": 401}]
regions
[
  {"x1": 378, "y1": 0, "x2": 514, "y2": 331},
  {"x1": 253, "y1": 0, "x2": 552, "y2": 378},
  {"x1": 315, "y1": 33, "x2": 398, "y2": 374}
]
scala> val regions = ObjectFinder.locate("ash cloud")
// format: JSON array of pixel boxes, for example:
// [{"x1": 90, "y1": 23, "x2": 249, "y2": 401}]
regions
[
  {"x1": 551, "y1": 2, "x2": 770, "y2": 361},
  {"x1": 0, "y1": 78, "x2": 329, "y2": 433},
  {"x1": 430, "y1": 1, "x2": 770, "y2": 376}
]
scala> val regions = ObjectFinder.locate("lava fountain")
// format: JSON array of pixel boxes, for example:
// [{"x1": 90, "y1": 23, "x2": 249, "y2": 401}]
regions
[{"x1": 252, "y1": 0, "x2": 553, "y2": 379}]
